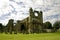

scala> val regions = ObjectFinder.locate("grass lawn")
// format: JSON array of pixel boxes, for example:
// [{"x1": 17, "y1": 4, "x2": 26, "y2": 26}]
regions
[{"x1": 0, "y1": 32, "x2": 60, "y2": 40}]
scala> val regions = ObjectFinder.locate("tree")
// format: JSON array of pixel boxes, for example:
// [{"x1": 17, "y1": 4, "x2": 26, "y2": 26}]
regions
[
  {"x1": 53, "y1": 21, "x2": 60, "y2": 31},
  {"x1": 44, "y1": 21, "x2": 52, "y2": 29},
  {"x1": 0, "y1": 23, "x2": 3, "y2": 33}
]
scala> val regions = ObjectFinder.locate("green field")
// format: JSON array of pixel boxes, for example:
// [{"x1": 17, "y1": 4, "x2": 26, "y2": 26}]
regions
[{"x1": 0, "y1": 33, "x2": 60, "y2": 40}]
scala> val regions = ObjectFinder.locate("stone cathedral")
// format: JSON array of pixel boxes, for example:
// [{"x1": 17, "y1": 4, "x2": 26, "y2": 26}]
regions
[{"x1": 5, "y1": 8, "x2": 43, "y2": 34}]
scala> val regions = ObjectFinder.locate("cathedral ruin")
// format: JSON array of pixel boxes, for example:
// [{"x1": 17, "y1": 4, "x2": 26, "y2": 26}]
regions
[{"x1": 5, "y1": 8, "x2": 43, "y2": 34}]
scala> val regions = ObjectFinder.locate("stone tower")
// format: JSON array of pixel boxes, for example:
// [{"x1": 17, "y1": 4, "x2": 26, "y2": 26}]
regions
[
  {"x1": 5, "y1": 19, "x2": 14, "y2": 34},
  {"x1": 29, "y1": 8, "x2": 43, "y2": 33}
]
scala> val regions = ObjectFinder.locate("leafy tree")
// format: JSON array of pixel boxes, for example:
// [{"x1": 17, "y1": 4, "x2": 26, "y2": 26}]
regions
[
  {"x1": 53, "y1": 21, "x2": 60, "y2": 31},
  {"x1": 44, "y1": 21, "x2": 52, "y2": 29},
  {"x1": 0, "y1": 23, "x2": 3, "y2": 33}
]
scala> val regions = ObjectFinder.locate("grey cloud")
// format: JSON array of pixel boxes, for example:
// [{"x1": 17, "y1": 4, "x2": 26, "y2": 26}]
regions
[{"x1": 44, "y1": 14, "x2": 60, "y2": 20}]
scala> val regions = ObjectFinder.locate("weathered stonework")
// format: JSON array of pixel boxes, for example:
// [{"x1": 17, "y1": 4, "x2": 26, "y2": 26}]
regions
[
  {"x1": 5, "y1": 19, "x2": 14, "y2": 34},
  {"x1": 14, "y1": 8, "x2": 43, "y2": 33},
  {"x1": 5, "y1": 8, "x2": 43, "y2": 34}
]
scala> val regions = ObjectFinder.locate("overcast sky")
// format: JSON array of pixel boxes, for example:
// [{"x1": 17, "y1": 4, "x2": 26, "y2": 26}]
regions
[{"x1": 0, "y1": 0, "x2": 60, "y2": 25}]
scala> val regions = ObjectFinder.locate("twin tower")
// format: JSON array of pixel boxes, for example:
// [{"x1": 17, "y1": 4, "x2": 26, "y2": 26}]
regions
[{"x1": 5, "y1": 8, "x2": 43, "y2": 34}]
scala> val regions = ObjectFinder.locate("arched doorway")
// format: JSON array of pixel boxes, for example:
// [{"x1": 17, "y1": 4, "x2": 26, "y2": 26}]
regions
[{"x1": 21, "y1": 24, "x2": 26, "y2": 33}]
